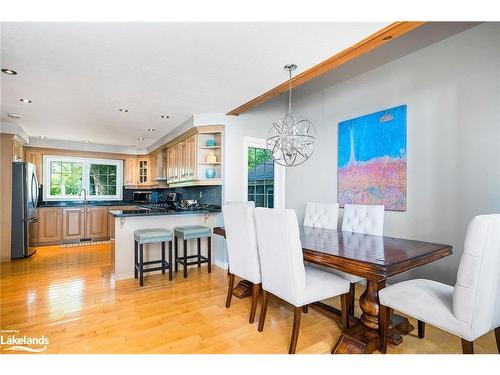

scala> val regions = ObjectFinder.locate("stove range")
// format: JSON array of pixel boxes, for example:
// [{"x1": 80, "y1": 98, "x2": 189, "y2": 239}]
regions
[
  {"x1": 139, "y1": 202, "x2": 210, "y2": 211},
  {"x1": 139, "y1": 203, "x2": 173, "y2": 210}
]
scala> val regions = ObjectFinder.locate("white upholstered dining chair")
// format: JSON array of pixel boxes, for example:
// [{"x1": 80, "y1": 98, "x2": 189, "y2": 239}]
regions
[
  {"x1": 303, "y1": 202, "x2": 339, "y2": 229},
  {"x1": 222, "y1": 201, "x2": 262, "y2": 323},
  {"x1": 340, "y1": 204, "x2": 385, "y2": 314},
  {"x1": 379, "y1": 214, "x2": 500, "y2": 354},
  {"x1": 254, "y1": 208, "x2": 351, "y2": 354}
]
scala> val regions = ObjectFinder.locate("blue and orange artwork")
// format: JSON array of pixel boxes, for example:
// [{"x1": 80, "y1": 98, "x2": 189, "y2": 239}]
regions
[{"x1": 338, "y1": 105, "x2": 407, "y2": 211}]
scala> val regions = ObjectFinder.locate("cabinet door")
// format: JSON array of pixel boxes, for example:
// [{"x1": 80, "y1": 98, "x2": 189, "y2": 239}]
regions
[
  {"x1": 166, "y1": 147, "x2": 175, "y2": 183},
  {"x1": 37, "y1": 208, "x2": 62, "y2": 244},
  {"x1": 178, "y1": 141, "x2": 187, "y2": 181},
  {"x1": 124, "y1": 157, "x2": 137, "y2": 186},
  {"x1": 168, "y1": 145, "x2": 180, "y2": 183},
  {"x1": 85, "y1": 207, "x2": 109, "y2": 239},
  {"x1": 137, "y1": 158, "x2": 149, "y2": 185},
  {"x1": 13, "y1": 140, "x2": 24, "y2": 162},
  {"x1": 186, "y1": 135, "x2": 197, "y2": 180},
  {"x1": 150, "y1": 154, "x2": 157, "y2": 182},
  {"x1": 25, "y1": 150, "x2": 43, "y2": 182},
  {"x1": 62, "y1": 208, "x2": 85, "y2": 241}
]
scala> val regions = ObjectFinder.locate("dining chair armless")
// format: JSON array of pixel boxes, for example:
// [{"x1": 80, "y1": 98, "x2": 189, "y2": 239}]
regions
[
  {"x1": 222, "y1": 201, "x2": 262, "y2": 324},
  {"x1": 379, "y1": 214, "x2": 500, "y2": 354},
  {"x1": 255, "y1": 208, "x2": 351, "y2": 354},
  {"x1": 338, "y1": 204, "x2": 384, "y2": 314}
]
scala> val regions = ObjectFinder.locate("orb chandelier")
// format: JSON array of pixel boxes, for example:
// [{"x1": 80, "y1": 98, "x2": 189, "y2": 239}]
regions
[{"x1": 266, "y1": 64, "x2": 317, "y2": 167}]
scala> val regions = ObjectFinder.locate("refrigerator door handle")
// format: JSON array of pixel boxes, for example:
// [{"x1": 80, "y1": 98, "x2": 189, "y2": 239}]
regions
[{"x1": 31, "y1": 173, "x2": 39, "y2": 208}]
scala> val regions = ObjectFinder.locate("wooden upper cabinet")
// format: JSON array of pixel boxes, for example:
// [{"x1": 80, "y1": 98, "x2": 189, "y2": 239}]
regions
[
  {"x1": 13, "y1": 139, "x2": 24, "y2": 162},
  {"x1": 62, "y1": 208, "x2": 85, "y2": 241},
  {"x1": 37, "y1": 207, "x2": 62, "y2": 244},
  {"x1": 150, "y1": 153, "x2": 158, "y2": 182},
  {"x1": 124, "y1": 157, "x2": 137, "y2": 186},
  {"x1": 25, "y1": 149, "x2": 43, "y2": 182},
  {"x1": 178, "y1": 141, "x2": 187, "y2": 181},
  {"x1": 185, "y1": 135, "x2": 197, "y2": 181},
  {"x1": 137, "y1": 157, "x2": 150, "y2": 186},
  {"x1": 167, "y1": 144, "x2": 180, "y2": 183},
  {"x1": 85, "y1": 207, "x2": 109, "y2": 240}
]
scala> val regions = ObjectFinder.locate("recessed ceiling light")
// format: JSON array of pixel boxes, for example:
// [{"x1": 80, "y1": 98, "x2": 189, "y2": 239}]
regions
[
  {"x1": 119, "y1": 108, "x2": 129, "y2": 113},
  {"x1": 8, "y1": 113, "x2": 21, "y2": 119},
  {"x1": 20, "y1": 98, "x2": 32, "y2": 103},
  {"x1": 146, "y1": 128, "x2": 156, "y2": 132},
  {"x1": 83, "y1": 140, "x2": 91, "y2": 143},
  {"x1": 38, "y1": 136, "x2": 47, "y2": 139},
  {"x1": 160, "y1": 115, "x2": 170, "y2": 119},
  {"x1": 2, "y1": 68, "x2": 17, "y2": 75},
  {"x1": 130, "y1": 144, "x2": 136, "y2": 148},
  {"x1": 383, "y1": 36, "x2": 393, "y2": 41},
  {"x1": 138, "y1": 137, "x2": 145, "y2": 141}
]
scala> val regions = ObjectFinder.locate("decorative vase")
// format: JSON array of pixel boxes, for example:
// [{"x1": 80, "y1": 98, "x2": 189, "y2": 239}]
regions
[
  {"x1": 206, "y1": 139, "x2": 216, "y2": 147},
  {"x1": 205, "y1": 168, "x2": 216, "y2": 179},
  {"x1": 206, "y1": 153, "x2": 217, "y2": 164}
]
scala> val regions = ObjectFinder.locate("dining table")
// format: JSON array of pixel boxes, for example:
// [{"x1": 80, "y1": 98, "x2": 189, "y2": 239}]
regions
[{"x1": 213, "y1": 225, "x2": 453, "y2": 354}]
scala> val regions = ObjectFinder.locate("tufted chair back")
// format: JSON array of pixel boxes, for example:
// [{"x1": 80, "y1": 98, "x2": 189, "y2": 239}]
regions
[
  {"x1": 254, "y1": 208, "x2": 306, "y2": 306},
  {"x1": 341, "y1": 204, "x2": 384, "y2": 236},
  {"x1": 453, "y1": 214, "x2": 500, "y2": 338},
  {"x1": 222, "y1": 201, "x2": 261, "y2": 284},
  {"x1": 303, "y1": 202, "x2": 339, "y2": 230}
]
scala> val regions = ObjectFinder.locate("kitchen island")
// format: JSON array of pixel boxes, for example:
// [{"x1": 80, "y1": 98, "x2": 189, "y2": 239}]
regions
[{"x1": 109, "y1": 207, "x2": 220, "y2": 280}]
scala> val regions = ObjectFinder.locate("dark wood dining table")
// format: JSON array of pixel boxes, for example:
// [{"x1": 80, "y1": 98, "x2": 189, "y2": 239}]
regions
[{"x1": 213, "y1": 225, "x2": 453, "y2": 354}]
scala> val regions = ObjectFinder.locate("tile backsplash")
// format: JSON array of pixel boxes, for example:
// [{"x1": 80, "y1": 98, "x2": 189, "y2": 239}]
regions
[{"x1": 123, "y1": 185, "x2": 222, "y2": 206}]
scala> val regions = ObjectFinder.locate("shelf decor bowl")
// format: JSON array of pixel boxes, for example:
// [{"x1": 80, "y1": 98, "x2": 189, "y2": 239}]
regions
[
  {"x1": 205, "y1": 168, "x2": 216, "y2": 179},
  {"x1": 206, "y1": 139, "x2": 216, "y2": 147}
]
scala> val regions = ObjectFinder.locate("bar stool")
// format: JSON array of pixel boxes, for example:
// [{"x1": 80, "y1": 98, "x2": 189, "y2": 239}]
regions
[
  {"x1": 134, "y1": 228, "x2": 173, "y2": 287},
  {"x1": 174, "y1": 225, "x2": 212, "y2": 278}
]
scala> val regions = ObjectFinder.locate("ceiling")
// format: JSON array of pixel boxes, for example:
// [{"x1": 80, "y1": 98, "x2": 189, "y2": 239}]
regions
[{"x1": 0, "y1": 22, "x2": 388, "y2": 148}]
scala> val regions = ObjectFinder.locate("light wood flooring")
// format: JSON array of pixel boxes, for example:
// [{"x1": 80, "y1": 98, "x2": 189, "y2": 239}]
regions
[{"x1": 1, "y1": 244, "x2": 498, "y2": 354}]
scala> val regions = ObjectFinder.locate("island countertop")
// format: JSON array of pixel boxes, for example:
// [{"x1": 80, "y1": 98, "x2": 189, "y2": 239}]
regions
[{"x1": 109, "y1": 207, "x2": 221, "y2": 217}]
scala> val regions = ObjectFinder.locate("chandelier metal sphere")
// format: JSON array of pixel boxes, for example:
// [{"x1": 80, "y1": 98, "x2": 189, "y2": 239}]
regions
[{"x1": 266, "y1": 64, "x2": 317, "y2": 167}]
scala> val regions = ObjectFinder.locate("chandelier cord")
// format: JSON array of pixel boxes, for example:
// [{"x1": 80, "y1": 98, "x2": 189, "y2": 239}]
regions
[{"x1": 287, "y1": 66, "x2": 293, "y2": 115}]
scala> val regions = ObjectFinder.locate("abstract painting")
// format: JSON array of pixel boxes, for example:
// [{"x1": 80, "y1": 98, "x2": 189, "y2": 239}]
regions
[{"x1": 338, "y1": 105, "x2": 406, "y2": 211}]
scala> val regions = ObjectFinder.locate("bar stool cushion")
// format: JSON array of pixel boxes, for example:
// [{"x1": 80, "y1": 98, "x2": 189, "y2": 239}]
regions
[
  {"x1": 174, "y1": 225, "x2": 211, "y2": 240},
  {"x1": 134, "y1": 228, "x2": 173, "y2": 244}
]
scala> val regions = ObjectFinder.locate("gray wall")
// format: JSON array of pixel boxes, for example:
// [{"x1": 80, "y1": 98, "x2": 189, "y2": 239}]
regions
[{"x1": 284, "y1": 23, "x2": 500, "y2": 285}]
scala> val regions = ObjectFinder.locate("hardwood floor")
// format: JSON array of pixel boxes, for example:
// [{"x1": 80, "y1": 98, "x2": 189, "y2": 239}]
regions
[{"x1": 1, "y1": 244, "x2": 498, "y2": 354}]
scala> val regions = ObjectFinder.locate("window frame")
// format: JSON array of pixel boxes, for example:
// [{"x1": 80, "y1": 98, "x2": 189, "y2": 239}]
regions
[{"x1": 42, "y1": 155, "x2": 123, "y2": 201}]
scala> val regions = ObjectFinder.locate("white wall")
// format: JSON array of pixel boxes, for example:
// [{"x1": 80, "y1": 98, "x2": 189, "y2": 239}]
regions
[{"x1": 284, "y1": 23, "x2": 500, "y2": 285}]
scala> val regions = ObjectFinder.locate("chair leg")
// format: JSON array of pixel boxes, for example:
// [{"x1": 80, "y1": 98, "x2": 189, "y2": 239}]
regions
[
  {"x1": 340, "y1": 292, "x2": 350, "y2": 332},
  {"x1": 161, "y1": 241, "x2": 166, "y2": 274},
  {"x1": 289, "y1": 307, "x2": 302, "y2": 354},
  {"x1": 197, "y1": 238, "x2": 201, "y2": 268},
  {"x1": 225, "y1": 273, "x2": 235, "y2": 308},
  {"x1": 418, "y1": 320, "x2": 425, "y2": 339},
  {"x1": 207, "y1": 236, "x2": 212, "y2": 273},
  {"x1": 249, "y1": 283, "x2": 261, "y2": 323},
  {"x1": 348, "y1": 283, "x2": 355, "y2": 315},
  {"x1": 461, "y1": 338, "x2": 474, "y2": 354},
  {"x1": 379, "y1": 304, "x2": 390, "y2": 354},
  {"x1": 495, "y1": 327, "x2": 500, "y2": 354},
  {"x1": 134, "y1": 241, "x2": 138, "y2": 279},
  {"x1": 183, "y1": 239, "x2": 188, "y2": 278},
  {"x1": 258, "y1": 290, "x2": 269, "y2": 332},
  {"x1": 168, "y1": 241, "x2": 173, "y2": 281},
  {"x1": 174, "y1": 236, "x2": 178, "y2": 272},
  {"x1": 139, "y1": 243, "x2": 144, "y2": 287},
  {"x1": 302, "y1": 305, "x2": 309, "y2": 314}
]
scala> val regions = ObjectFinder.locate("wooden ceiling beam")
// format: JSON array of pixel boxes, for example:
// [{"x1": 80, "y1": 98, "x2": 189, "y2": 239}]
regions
[{"x1": 226, "y1": 22, "x2": 426, "y2": 116}]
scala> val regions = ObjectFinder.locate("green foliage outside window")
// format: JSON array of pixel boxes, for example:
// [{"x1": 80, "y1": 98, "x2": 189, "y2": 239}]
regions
[
  {"x1": 49, "y1": 161, "x2": 82, "y2": 196},
  {"x1": 89, "y1": 164, "x2": 117, "y2": 196}
]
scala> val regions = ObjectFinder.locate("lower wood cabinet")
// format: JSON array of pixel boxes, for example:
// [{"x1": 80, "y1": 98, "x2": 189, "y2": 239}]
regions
[
  {"x1": 62, "y1": 208, "x2": 85, "y2": 241},
  {"x1": 85, "y1": 207, "x2": 109, "y2": 240},
  {"x1": 36, "y1": 207, "x2": 63, "y2": 245}
]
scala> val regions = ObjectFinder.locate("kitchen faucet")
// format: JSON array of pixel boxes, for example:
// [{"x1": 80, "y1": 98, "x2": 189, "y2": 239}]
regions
[{"x1": 80, "y1": 188, "x2": 87, "y2": 205}]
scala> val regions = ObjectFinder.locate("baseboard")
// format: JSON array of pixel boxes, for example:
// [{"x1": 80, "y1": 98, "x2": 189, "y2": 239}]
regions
[{"x1": 214, "y1": 259, "x2": 228, "y2": 270}]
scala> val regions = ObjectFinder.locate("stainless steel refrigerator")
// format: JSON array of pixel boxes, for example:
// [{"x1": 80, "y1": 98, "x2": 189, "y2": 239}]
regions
[{"x1": 11, "y1": 162, "x2": 39, "y2": 259}]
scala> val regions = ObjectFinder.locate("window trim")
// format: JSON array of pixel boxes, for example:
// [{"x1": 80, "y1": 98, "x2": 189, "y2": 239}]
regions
[
  {"x1": 242, "y1": 137, "x2": 285, "y2": 209},
  {"x1": 42, "y1": 155, "x2": 123, "y2": 201}
]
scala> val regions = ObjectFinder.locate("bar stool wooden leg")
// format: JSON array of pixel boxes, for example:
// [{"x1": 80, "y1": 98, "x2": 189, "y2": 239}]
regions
[
  {"x1": 139, "y1": 243, "x2": 144, "y2": 287},
  {"x1": 197, "y1": 238, "x2": 201, "y2": 268},
  {"x1": 183, "y1": 239, "x2": 188, "y2": 278},
  {"x1": 207, "y1": 236, "x2": 212, "y2": 273},
  {"x1": 161, "y1": 241, "x2": 166, "y2": 274},
  {"x1": 168, "y1": 241, "x2": 173, "y2": 281},
  {"x1": 174, "y1": 236, "x2": 178, "y2": 272},
  {"x1": 134, "y1": 240, "x2": 138, "y2": 279}
]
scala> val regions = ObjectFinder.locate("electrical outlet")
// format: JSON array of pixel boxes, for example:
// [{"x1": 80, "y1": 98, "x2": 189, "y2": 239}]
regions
[{"x1": 199, "y1": 191, "x2": 203, "y2": 199}]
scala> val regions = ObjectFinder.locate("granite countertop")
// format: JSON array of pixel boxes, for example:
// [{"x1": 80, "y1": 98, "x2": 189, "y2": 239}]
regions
[
  {"x1": 109, "y1": 206, "x2": 221, "y2": 217},
  {"x1": 38, "y1": 201, "x2": 137, "y2": 208}
]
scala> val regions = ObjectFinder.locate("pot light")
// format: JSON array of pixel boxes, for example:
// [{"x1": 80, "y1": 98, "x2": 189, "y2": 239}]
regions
[
  {"x1": 20, "y1": 98, "x2": 32, "y2": 103},
  {"x1": 119, "y1": 108, "x2": 129, "y2": 113},
  {"x1": 38, "y1": 136, "x2": 47, "y2": 139},
  {"x1": 130, "y1": 144, "x2": 136, "y2": 148},
  {"x1": 383, "y1": 36, "x2": 393, "y2": 41},
  {"x1": 8, "y1": 113, "x2": 21, "y2": 119},
  {"x1": 83, "y1": 140, "x2": 91, "y2": 143},
  {"x1": 138, "y1": 137, "x2": 145, "y2": 141},
  {"x1": 146, "y1": 128, "x2": 156, "y2": 132},
  {"x1": 161, "y1": 115, "x2": 170, "y2": 119},
  {"x1": 2, "y1": 68, "x2": 17, "y2": 75}
]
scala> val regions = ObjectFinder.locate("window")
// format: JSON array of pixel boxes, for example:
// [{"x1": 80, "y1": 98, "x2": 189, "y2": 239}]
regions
[
  {"x1": 247, "y1": 147, "x2": 275, "y2": 208},
  {"x1": 43, "y1": 156, "x2": 123, "y2": 201}
]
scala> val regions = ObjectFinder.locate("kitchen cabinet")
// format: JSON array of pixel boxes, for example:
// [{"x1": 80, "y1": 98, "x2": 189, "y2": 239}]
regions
[
  {"x1": 24, "y1": 149, "x2": 43, "y2": 182},
  {"x1": 85, "y1": 207, "x2": 109, "y2": 240},
  {"x1": 13, "y1": 139, "x2": 24, "y2": 162},
  {"x1": 167, "y1": 143, "x2": 180, "y2": 184},
  {"x1": 62, "y1": 208, "x2": 85, "y2": 241},
  {"x1": 137, "y1": 157, "x2": 150, "y2": 186},
  {"x1": 150, "y1": 153, "x2": 157, "y2": 182},
  {"x1": 124, "y1": 156, "x2": 137, "y2": 186},
  {"x1": 185, "y1": 134, "x2": 197, "y2": 181},
  {"x1": 36, "y1": 207, "x2": 62, "y2": 244}
]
